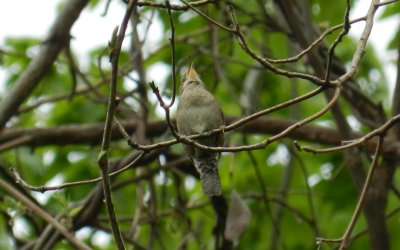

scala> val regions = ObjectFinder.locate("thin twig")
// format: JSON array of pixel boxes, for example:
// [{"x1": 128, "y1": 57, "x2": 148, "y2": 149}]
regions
[
  {"x1": 185, "y1": 86, "x2": 341, "y2": 153},
  {"x1": 0, "y1": 135, "x2": 33, "y2": 152},
  {"x1": 181, "y1": 0, "x2": 331, "y2": 86},
  {"x1": 166, "y1": 1, "x2": 177, "y2": 108},
  {"x1": 244, "y1": 193, "x2": 314, "y2": 225},
  {"x1": 338, "y1": 206, "x2": 400, "y2": 249},
  {"x1": 98, "y1": 1, "x2": 138, "y2": 249},
  {"x1": 0, "y1": 0, "x2": 88, "y2": 132},
  {"x1": 291, "y1": 150, "x2": 321, "y2": 237},
  {"x1": 101, "y1": 0, "x2": 113, "y2": 16},
  {"x1": 335, "y1": 0, "x2": 381, "y2": 84},
  {"x1": 146, "y1": 1, "x2": 178, "y2": 141},
  {"x1": 268, "y1": 17, "x2": 365, "y2": 64},
  {"x1": 244, "y1": 136, "x2": 284, "y2": 249},
  {"x1": 18, "y1": 83, "x2": 103, "y2": 114},
  {"x1": 315, "y1": 136, "x2": 384, "y2": 248},
  {"x1": 133, "y1": 85, "x2": 327, "y2": 152},
  {"x1": 295, "y1": 114, "x2": 400, "y2": 154},
  {"x1": 11, "y1": 152, "x2": 145, "y2": 192},
  {"x1": 137, "y1": 0, "x2": 217, "y2": 11},
  {"x1": 0, "y1": 179, "x2": 91, "y2": 250},
  {"x1": 339, "y1": 136, "x2": 384, "y2": 249},
  {"x1": 375, "y1": 0, "x2": 399, "y2": 6},
  {"x1": 324, "y1": 0, "x2": 351, "y2": 83}
]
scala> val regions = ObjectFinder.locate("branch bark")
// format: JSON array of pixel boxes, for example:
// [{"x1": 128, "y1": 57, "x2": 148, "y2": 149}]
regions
[
  {"x1": 1, "y1": 117, "x2": 399, "y2": 156},
  {"x1": 274, "y1": 1, "x2": 392, "y2": 249},
  {"x1": 0, "y1": 0, "x2": 89, "y2": 131}
]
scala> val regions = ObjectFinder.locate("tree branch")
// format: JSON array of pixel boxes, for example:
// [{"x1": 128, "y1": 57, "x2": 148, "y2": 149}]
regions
[
  {"x1": 0, "y1": 0, "x2": 89, "y2": 131},
  {"x1": 98, "y1": 1, "x2": 138, "y2": 249},
  {"x1": 0, "y1": 179, "x2": 91, "y2": 250}
]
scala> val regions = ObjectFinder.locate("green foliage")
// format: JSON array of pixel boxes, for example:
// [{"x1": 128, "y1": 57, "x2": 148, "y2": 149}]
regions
[
  {"x1": 380, "y1": 3, "x2": 400, "y2": 53},
  {"x1": 2, "y1": 38, "x2": 40, "y2": 87},
  {"x1": 379, "y1": 2, "x2": 400, "y2": 20},
  {"x1": 0, "y1": 0, "x2": 397, "y2": 249}
]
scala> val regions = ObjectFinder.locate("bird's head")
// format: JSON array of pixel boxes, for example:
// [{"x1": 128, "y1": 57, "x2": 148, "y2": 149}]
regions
[{"x1": 180, "y1": 62, "x2": 205, "y2": 94}]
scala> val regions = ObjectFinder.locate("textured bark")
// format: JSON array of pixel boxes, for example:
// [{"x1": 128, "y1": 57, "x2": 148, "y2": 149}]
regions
[
  {"x1": 274, "y1": 1, "x2": 393, "y2": 249},
  {"x1": 1, "y1": 117, "x2": 399, "y2": 156},
  {"x1": 0, "y1": 0, "x2": 89, "y2": 131}
]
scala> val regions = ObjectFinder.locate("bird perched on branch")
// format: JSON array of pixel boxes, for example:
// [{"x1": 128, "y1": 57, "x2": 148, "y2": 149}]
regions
[{"x1": 176, "y1": 63, "x2": 224, "y2": 196}]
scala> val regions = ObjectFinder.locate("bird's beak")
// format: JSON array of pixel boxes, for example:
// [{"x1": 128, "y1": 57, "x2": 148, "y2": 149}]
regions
[{"x1": 186, "y1": 62, "x2": 198, "y2": 79}]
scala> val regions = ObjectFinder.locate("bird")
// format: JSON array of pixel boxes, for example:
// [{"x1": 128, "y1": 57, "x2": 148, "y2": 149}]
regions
[{"x1": 176, "y1": 62, "x2": 224, "y2": 196}]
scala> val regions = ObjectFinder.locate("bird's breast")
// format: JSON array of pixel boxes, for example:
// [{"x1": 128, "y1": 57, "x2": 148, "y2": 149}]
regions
[{"x1": 177, "y1": 89, "x2": 223, "y2": 135}]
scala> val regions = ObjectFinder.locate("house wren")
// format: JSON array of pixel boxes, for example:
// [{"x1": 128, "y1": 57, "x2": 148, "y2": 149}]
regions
[{"x1": 176, "y1": 63, "x2": 224, "y2": 196}]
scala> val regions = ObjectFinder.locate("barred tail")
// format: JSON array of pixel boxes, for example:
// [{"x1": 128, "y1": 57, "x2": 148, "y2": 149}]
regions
[
  {"x1": 200, "y1": 170, "x2": 222, "y2": 196},
  {"x1": 193, "y1": 156, "x2": 222, "y2": 196}
]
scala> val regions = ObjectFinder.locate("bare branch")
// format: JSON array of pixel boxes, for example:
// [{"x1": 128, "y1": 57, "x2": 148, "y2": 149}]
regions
[
  {"x1": 98, "y1": 1, "x2": 139, "y2": 248},
  {"x1": 0, "y1": 179, "x2": 91, "y2": 250},
  {"x1": 295, "y1": 114, "x2": 400, "y2": 154},
  {"x1": 0, "y1": 0, "x2": 89, "y2": 131}
]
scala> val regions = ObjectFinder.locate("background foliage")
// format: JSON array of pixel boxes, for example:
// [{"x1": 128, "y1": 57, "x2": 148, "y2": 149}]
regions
[{"x1": 0, "y1": 0, "x2": 399, "y2": 249}]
